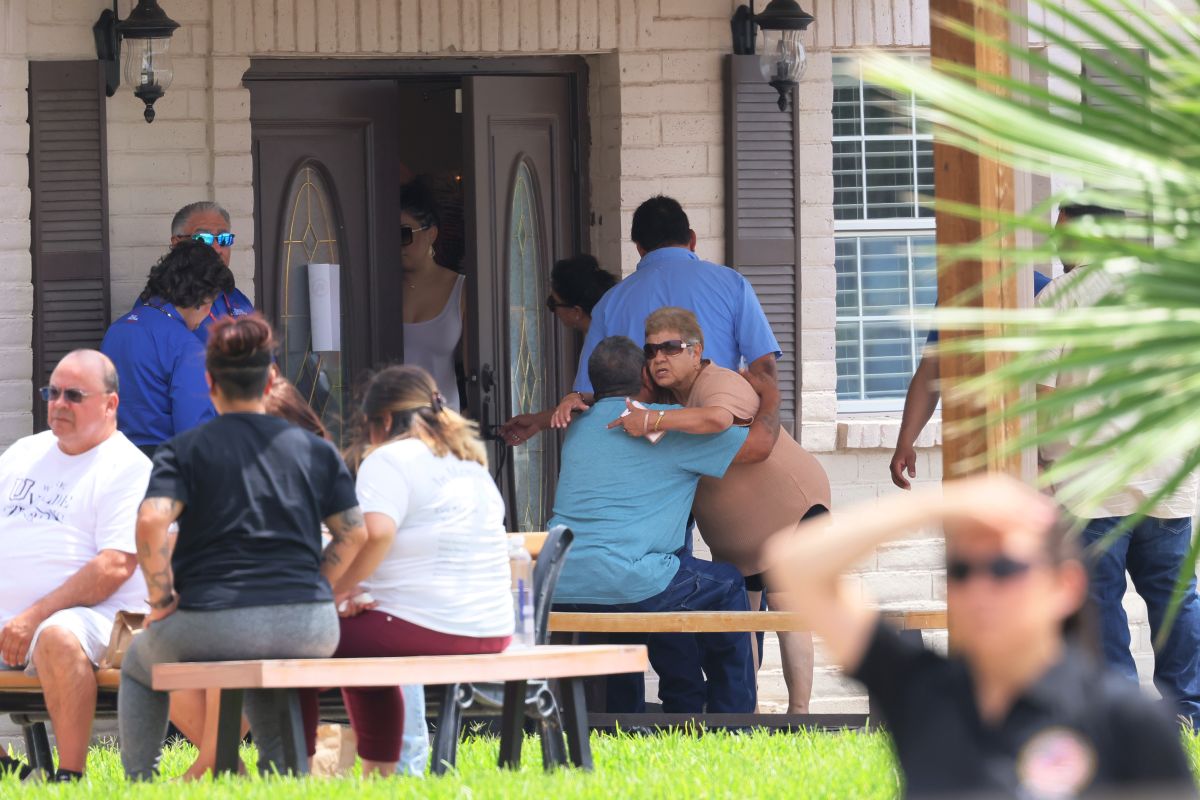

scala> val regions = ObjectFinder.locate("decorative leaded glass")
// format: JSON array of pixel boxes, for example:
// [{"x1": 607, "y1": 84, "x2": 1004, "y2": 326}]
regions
[
  {"x1": 507, "y1": 161, "x2": 548, "y2": 532},
  {"x1": 280, "y1": 162, "x2": 344, "y2": 443}
]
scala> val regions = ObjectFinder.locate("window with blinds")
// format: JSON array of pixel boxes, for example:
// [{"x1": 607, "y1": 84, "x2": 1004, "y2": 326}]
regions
[{"x1": 833, "y1": 55, "x2": 936, "y2": 409}]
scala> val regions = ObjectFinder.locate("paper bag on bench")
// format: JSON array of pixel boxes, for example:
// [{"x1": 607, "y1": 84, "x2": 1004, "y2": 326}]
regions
[{"x1": 98, "y1": 611, "x2": 146, "y2": 669}]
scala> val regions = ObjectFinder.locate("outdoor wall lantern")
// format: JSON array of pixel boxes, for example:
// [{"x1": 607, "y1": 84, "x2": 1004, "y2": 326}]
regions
[
  {"x1": 731, "y1": 0, "x2": 815, "y2": 112},
  {"x1": 94, "y1": 0, "x2": 180, "y2": 123}
]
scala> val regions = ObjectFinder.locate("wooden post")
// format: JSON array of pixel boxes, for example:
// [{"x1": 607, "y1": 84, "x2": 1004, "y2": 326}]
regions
[{"x1": 930, "y1": 0, "x2": 1023, "y2": 480}]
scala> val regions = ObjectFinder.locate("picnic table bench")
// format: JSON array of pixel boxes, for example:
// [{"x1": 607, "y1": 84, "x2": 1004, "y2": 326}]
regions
[
  {"x1": 153, "y1": 644, "x2": 648, "y2": 774},
  {"x1": 548, "y1": 605, "x2": 948, "y2": 730}
]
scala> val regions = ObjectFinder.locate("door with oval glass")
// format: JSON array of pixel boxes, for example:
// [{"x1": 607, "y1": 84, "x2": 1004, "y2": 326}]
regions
[
  {"x1": 464, "y1": 75, "x2": 580, "y2": 532},
  {"x1": 247, "y1": 77, "x2": 404, "y2": 445}
]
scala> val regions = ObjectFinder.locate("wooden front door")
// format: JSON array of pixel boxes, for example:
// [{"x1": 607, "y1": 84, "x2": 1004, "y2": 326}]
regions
[
  {"x1": 247, "y1": 78, "x2": 403, "y2": 443},
  {"x1": 464, "y1": 75, "x2": 580, "y2": 532}
]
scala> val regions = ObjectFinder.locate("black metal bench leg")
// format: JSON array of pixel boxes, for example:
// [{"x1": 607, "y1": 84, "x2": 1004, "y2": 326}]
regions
[
  {"x1": 214, "y1": 689, "x2": 244, "y2": 775},
  {"x1": 431, "y1": 684, "x2": 462, "y2": 776},
  {"x1": 273, "y1": 689, "x2": 309, "y2": 776},
  {"x1": 560, "y1": 677, "x2": 593, "y2": 770},
  {"x1": 534, "y1": 680, "x2": 568, "y2": 771},
  {"x1": 497, "y1": 680, "x2": 526, "y2": 770},
  {"x1": 22, "y1": 719, "x2": 54, "y2": 776}
]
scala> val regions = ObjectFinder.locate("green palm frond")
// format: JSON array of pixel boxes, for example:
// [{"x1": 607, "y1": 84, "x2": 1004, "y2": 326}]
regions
[{"x1": 861, "y1": 0, "x2": 1200, "y2": 644}]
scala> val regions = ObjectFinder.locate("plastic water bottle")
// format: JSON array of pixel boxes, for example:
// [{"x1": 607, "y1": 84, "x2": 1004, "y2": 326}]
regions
[{"x1": 509, "y1": 537, "x2": 536, "y2": 648}]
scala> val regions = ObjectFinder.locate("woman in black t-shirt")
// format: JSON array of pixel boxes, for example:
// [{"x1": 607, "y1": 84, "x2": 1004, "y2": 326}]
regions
[
  {"x1": 762, "y1": 476, "x2": 1193, "y2": 798},
  {"x1": 118, "y1": 315, "x2": 370, "y2": 781}
]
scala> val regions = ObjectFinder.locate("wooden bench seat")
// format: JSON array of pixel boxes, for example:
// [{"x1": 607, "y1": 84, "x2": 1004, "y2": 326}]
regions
[
  {"x1": 152, "y1": 644, "x2": 648, "y2": 775},
  {"x1": 548, "y1": 607, "x2": 948, "y2": 634},
  {"x1": 547, "y1": 606, "x2": 948, "y2": 731},
  {"x1": 0, "y1": 668, "x2": 121, "y2": 693}
]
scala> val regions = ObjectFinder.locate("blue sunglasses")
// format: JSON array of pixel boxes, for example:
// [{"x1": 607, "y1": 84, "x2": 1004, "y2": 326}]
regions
[{"x1": 192, "y1": 232, "x2": 235, "y2": 247}]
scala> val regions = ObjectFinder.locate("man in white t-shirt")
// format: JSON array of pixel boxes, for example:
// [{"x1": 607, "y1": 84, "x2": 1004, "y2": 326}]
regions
[
  {"x1": 0, "y1": 350, "x2": 151, "y2": 781},
  {"x1": 1037, "y1": 205, "x2": 1200, "y2": 726}
]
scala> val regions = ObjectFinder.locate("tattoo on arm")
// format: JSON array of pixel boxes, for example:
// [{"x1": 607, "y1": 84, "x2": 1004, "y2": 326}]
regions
[{"x1": 322, "y1": 506, "x2": 364, "y2": 568}]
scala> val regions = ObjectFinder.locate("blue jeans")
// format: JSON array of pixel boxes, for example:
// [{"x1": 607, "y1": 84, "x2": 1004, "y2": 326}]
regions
[
  {"x1": 1083, "y1": 516, "x2": 1200, "y2": 724},
  {"x1": 556, "y1": 552, "x2": 755, "y2": 713},
  {"x1": 397, "y1": 685, "x2": 428, "y2": 776}
]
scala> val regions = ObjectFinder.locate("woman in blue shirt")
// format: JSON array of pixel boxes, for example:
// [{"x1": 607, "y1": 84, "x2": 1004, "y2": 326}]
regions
[{"x1": 101, "y1": 240, "x2": 234, "y2": 457}]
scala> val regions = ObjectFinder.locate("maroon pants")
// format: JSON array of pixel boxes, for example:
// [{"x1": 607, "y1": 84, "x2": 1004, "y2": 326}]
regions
[{"x1": 300, "y1": 610, "x2": 510, "y2": 763}]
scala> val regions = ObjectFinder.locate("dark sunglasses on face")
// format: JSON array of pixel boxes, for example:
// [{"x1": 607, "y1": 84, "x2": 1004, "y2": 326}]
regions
[
  {"x1": 192, "y1": 232, "x2": 235, "y2": 247},
  {"x1": 643, "y1": 340, "x2": 694, "y2": 360},
  {"x1": 40, "y1": 386, "x2": 107, "y2": 404},
  {"x1": 400, "y1": 224, "x2": 430, "y2": 246},
  {"x1": 946, "y1": 555, "x2": 1038, "y2": 584}
]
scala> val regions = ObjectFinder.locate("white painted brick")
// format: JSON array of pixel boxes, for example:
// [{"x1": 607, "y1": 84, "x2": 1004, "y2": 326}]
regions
[
  {"x1": 877, "y1": 539, "x2": 945, "y2": 571},
  {"x1": 0, "y1": 90, "x2": 27, "y2": 123},
  {"x1": 26, "y1": 23, "x2": 94, "y2": 57},
  {"x1": 660, "y1": 113, "x2": 721, "y2": 144},
  {"x1": 799, "y1": 421, "x2": 837, "y2": 452},
  {"x1": 0, "y1": 220, "x2": 30, "y2": 252},
  {"x1": 0, "y1": 411, "x2": 33, "y2": 446},
  {"x1": 0, "y1": 187, "x2": 28, "y2": 221},
  {"x1": 0, "y1": 59, "x2": 28, "y2": 89},
  {"x1": 622, "y1": 145, "x2": 706, "y2": 178},
  {"x1": 214, "y1": 121, "x2": 252, "y2": 153},
  {"x1": 108, "y1": 153, "x2": 192, "y2": 186},
  {"x1": 0, "y1": 316, "x2": 30, "y2": 347},
  {"x1": 660, "y1": 51, "x2": 722, "y2": 83},
  {"x1": 0, "y1": 250, "x2": 31, "y2": 283},
  {"x1": 619, "y1": 52, "x2": 661, "y2": 84},
  {"x1": 659, "y1": 0, "x2": 731, "y2": 18},
  {"x1": 862, "y1": 570, "x2": 932, "y2": 604},
  {"x1": 214, "y1": 154, "x2": 253, "y2": 185}
]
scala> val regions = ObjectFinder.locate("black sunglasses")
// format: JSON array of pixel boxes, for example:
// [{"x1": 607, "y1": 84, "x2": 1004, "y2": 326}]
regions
[
  {"x1": 546, "y1": 295, "x2": 573, "y2": 313},
  {"x1": 400, "y1": 224, "x2": 430, "y2": 246},
  {"x1": 40, "y1": 386, "x2": 108, "y2": 404},
  {"x1": 946, "y1": 555, "x2": 1038, "y2": 584},
  {"x1": 643, "y1": 340, "x2": 695, "y2": 360}
]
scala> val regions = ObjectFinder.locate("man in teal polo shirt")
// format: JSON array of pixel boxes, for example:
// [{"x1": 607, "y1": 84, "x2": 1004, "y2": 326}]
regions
[{"x1": 551, "y1": 336, "x2": 780, "y2": 713}]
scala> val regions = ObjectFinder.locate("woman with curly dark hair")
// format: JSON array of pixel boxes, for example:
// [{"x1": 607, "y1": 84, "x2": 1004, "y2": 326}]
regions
[{"x1": 102, "y1": 240, "x2": 235, "y2": 457}]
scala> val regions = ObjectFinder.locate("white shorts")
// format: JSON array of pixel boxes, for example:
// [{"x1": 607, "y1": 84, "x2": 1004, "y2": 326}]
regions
[{"x1": 10, "y1": 607, "x2": 113, "y2": 677}]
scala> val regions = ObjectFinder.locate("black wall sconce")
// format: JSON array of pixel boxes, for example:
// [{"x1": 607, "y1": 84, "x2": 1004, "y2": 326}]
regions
[
  {"x1": 94, "y1": 0, "x2": 180, "y2": 123},
  {"x1": 731, "y1": 0, "x2": 815, "y2": 112}
]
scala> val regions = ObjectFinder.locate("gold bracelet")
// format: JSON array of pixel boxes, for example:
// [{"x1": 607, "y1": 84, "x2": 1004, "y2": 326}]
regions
[{"x1": 654, "y1": 410, "x2": 666, "y2": 432}]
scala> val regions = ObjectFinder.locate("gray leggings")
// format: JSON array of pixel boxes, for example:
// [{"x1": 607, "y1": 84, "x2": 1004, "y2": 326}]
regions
[{"x1": 119, "y1": 602, "x2": 339, "y2": 780}]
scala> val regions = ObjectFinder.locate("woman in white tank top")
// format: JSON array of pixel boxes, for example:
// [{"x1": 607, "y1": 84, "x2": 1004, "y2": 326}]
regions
[{"x1": 400, "y1": 179, "x2": 465, "y2": 411}]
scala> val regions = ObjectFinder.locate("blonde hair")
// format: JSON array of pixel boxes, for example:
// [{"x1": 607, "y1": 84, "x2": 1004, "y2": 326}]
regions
[
  {"x1": 346, "y1": 365, "x2": 487, "y2": 472},
  {"x1": 645, "y1": 306, "x2": 704, "y2": 347}
]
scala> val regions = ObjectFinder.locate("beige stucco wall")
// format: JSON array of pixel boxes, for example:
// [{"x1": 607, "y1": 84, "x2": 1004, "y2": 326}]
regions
[{"x1": 0, "y1": 0, "x2": 1177, "y2": 715}]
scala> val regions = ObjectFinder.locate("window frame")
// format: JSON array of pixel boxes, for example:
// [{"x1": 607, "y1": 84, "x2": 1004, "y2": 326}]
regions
[{"x1": 833, "y1": 52, "x2": 937, "y2": 413}]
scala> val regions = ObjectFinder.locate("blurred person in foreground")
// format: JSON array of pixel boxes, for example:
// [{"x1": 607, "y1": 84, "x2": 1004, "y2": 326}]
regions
[{"x1": 763, "y1": 475, "x2": 1194, "y2": 798}]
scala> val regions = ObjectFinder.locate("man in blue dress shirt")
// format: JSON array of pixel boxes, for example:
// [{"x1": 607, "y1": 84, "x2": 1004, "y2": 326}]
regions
[
  {"x1": 501, "y1": 195, "x2": 781, "y2": 442},
  {"x1": 167, "y1": 202, "x2": 255, "y2": 340}
]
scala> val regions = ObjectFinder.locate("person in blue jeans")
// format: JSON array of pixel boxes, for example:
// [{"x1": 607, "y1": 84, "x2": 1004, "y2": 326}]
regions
[
  {"x1": 1038, "y1": 203, "x2": 1200, "y2": 725},
  {"x1": 550, "y1": 336, "x2": 781, "y2": 713}
]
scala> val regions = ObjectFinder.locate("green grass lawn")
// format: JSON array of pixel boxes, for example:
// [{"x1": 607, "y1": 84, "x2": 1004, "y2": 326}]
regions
[{"x1": 2, "y1": 730, "x2": 1199, "y2": 799}]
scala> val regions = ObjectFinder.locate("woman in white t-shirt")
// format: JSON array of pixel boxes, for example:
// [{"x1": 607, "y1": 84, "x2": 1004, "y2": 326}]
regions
[{"x1": 300, "y1": 365, "x2": 513, "y2": 777}]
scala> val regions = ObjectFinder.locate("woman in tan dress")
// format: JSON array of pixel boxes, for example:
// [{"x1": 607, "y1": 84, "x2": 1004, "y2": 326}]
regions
[{"x1": 612, "y1": 306, "x2": 831, "y2": 713}]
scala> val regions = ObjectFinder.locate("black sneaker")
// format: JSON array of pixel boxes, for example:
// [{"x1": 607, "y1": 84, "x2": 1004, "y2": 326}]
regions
[
  {"x1": 0, "y1": 755, "x2": 31, "y2": 781},
  {"x1": 51, "y1": 768, "x2": 82, "y2": 782}
]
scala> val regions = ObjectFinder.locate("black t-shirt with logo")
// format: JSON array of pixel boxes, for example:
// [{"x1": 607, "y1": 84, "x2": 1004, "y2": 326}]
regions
[
  {"x1": 145, "y1": 413, "x2": 359, "y2": 611},
  {"x1": 853, "y1": 618, "x2": 1193, "y2": 798}
]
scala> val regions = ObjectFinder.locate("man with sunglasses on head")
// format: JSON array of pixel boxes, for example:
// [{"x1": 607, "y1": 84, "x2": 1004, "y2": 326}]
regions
[
  {"x1": 0, "y1": 350, "x2": 151, "y2": 782},
  {"x1": 168, "y1": 201, "x2": 255, "y2": 340}
]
